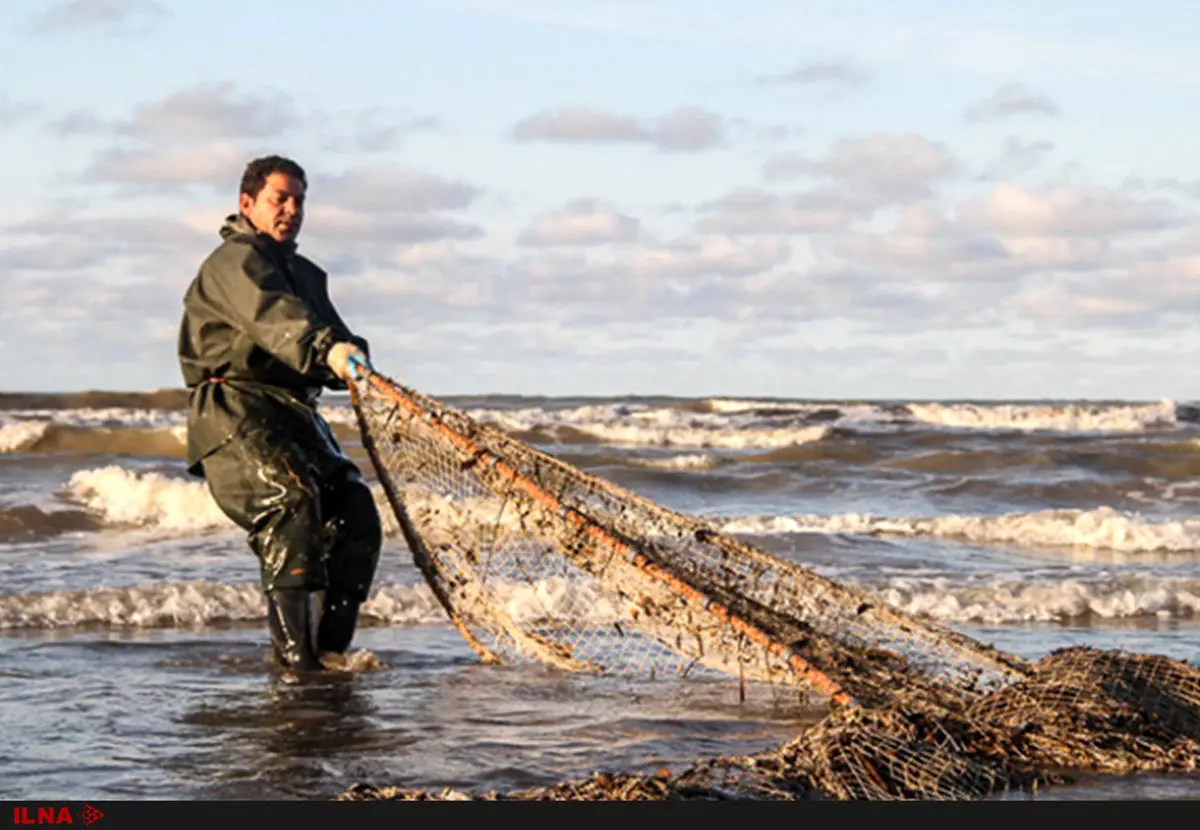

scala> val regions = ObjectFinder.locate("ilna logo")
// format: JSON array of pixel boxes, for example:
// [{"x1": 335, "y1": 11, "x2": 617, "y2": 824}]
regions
[{"x1": 12, "y1": 806, "x2": 103, "y2": 826}]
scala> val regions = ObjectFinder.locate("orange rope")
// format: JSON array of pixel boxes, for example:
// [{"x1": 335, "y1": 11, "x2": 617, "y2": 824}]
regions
[{"x1": 357, "y1": 372, "x2": 859, "y2": 708}]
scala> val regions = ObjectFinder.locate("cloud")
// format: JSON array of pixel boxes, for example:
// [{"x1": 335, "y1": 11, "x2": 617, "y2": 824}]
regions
[
  {"x1": 0, "y1": 211, "x2": 212, "y2": 276},
  {"x1": 625, "y1": 234, "x2": 790, "y2": 278},
  {"x1": 511, "y1": 107, "x2": 647, "y2": 143},
  {"x1": 518, "y1": 199, "x2": 641, "y2": 246},
  {"x1": 119, "y1": 83, "x2": 294, "y2": 141},
  {"x1": 756, "y1": 124, "x2": 805, "y2": 143},
  {"x1": 30, "y1": 0, "x2": 166, "y2": 35},
  {"x1": 1154, "y1": 178, "x2": 1200, "y2": 200},
  {"x1": 965, "y1": 83, "x2": 1060, "y2": 123},
  {"x1": 694, "y1": 187, "x2": 872, "y2": 234},
  {"x1": 510, "y1": 105, "x2": 727, "y2": 152},
  {"x1": 653, "y1": 106, "x2": 726, "y2": 152},
  {"x1": 304, "y1": 207, "x2": 485, "y2": 247},
  {"x1": 961, "y1": 183, "x2": 1178, "y2": 237},
  {"x1": 62, "y1": 84, "x2": 438, "y2": 166},
  {"x1": 319, "y1": 113, "x2": 441, "y2": 154},
  {"x1": 0, "y1": 96, "x2": 39, "y2": 128},
  {"x1": 46, "y1": 109, "x2": 109, "y2": 136},
  {"x1": 763, "y1": 133, "x2": 959, "y2": 203},
  {"x1": 82, "y1": 141, "x2": 251, "y2": 190},
  {"x1": 979, "y1": 136, "x2": 1055, "y2": 180},
  {"x1": 315, "y1": 165, "x2": 483, "y2": 213},
  {"x1": 754, "y1": 60, "x2": 868, "y2": 87}
]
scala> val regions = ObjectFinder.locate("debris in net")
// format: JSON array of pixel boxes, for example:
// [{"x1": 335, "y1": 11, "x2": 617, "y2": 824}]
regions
[{"x1": 340, "y1": 372, "x2": 1200, "y2": 801}]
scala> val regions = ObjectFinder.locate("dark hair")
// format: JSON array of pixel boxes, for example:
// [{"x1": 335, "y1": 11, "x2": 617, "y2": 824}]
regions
[{"x1": 239, "y1": 155, "x2": 307, "y2": 199}]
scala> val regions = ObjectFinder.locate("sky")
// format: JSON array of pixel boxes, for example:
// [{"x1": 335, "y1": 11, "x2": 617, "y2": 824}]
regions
[{"x1": 1, "y1": 0, "x2": 1198, "y2": 400}]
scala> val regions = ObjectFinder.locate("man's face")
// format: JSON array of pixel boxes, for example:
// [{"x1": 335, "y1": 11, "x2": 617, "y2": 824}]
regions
[{"x1": 239, "y1": 172, "x2": 305, "y2": 243}]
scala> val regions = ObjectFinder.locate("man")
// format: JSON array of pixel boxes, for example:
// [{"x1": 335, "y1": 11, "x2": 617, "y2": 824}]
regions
[{"x1": 178, "y1": 155, "x2": 383, "y2": 676}]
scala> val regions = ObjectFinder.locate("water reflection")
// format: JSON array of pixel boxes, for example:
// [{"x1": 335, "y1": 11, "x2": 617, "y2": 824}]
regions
[{"x1": 175, "y1": 668, "x2": 417, "y2": 800}]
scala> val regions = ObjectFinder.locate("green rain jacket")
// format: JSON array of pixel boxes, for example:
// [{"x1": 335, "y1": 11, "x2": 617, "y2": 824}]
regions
[{"x1": 177, "y1": 214, "x2": 369, "y2": 476}]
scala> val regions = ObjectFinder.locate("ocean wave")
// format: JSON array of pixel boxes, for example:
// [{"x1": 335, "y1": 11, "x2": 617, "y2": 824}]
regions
[
  {"x1": 1, "y1": 398, "x2": 1190, "y2": 463},
  {"x1": 45, "y1": 462, "x2": 1200, "y2": 559},
  {"x1": 628, "y1": 453, "x2": 721, "y2": 471},
  {"x1": 56, "y1": 465, "x2": 514, "y2": 544},
  {"x1": 870, "y1": 573, "x2": 1200, "y2": 625},
  {"x1": 719, "y1": 506, "x2": 1200, "y2": 554},
  {"x1": 2, "y1": 572, "x2": 1195, "y2": 632},
  {"x1": 903, "y1": 400, "x2": 1179, "y2": 433},
  {"x1": 0, "y1": 576, "x2": 620, "y2": 631},
  {"x1": 65, "y1": 466, "x2": 236, "y2": 534},
  {"x1": 0, "y1": 405, "x2": 358, "y2": 456},
  {"x1": 0, "y1": 504, "x2": 105, "y2": 543},
  {"x1": 469, "y1": 402, "x2": 833, "y2": 449},
  {"x1": 0, "y1": 423, "x2": 188, "y2": 457}
]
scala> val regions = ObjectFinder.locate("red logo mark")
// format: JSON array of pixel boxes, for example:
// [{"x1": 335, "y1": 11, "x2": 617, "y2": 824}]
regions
[{"x1": 11, "y1": 806, "x2": 102, "y2": 826}]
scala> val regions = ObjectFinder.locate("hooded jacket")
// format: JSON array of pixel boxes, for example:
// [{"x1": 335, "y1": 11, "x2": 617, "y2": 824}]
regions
[{"x1": 177, "y1": 214, "x2": 369, "y2": 475}]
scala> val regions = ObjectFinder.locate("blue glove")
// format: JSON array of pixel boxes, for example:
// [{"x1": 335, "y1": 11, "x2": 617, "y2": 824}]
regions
[
  {"x1": 328, "y1": 342, "x2": 373, "y2": 381},
  {"x1": 347, "y1": 352, "x2": 374, "y2": 380}
]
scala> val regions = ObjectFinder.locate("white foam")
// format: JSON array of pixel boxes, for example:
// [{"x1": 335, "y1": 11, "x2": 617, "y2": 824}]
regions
[
  {"x1": 577, "y1": 422, "x2": 830, "y2": 449},
  {"x1": 719, "y1": 506, "x2": 1200, "y2": 555},
  {"x1": 466, "y1": 402, "x2": 831, "y2": 448},
  {"x1": 317, "y1": 405, "x2": 358, "y2": 426},
  {"x1": 631, "y1": 453, "x2": 719, "y2": 471},
  {"x1": 706, "y1": 398, "x2": 807, "y2": 414},
  {"x1": 904, "y1": 400, "x2": 1178, "y2": 433},
  {"x1": 65, "y1": 466, "x2": 236, "y2": 533},
  {"x1": 0, "y1": 580, "x2": 442, "y2": 630},
  {"x1": 3, "y1": 570, "x2": 1195, "y2": 632},
  {"x1": 0, "y1": 576, "x2": 620, "y2": 631},
  {"x1": 0, "y1": 420, "x2": 50, "y2": 452},
  {"x1": 6, "y1": 404, "x2": 353, "y2": 432},
  {"x1": 871, "y1": 574, "x2": 1200, "y2": 624},
  {"x1": 10, "y1": 407, "x2": 186, "y2": 429}
]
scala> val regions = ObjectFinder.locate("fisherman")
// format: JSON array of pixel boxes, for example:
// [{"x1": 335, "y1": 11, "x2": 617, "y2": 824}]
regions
[{"x1": 177, "y1": 155, "x2": 383, "y2": 676}]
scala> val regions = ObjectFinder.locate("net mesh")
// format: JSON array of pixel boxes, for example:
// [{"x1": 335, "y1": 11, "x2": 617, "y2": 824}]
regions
[{"x1": 341, "y1": 371, "x2": 1200, "y2": 801}]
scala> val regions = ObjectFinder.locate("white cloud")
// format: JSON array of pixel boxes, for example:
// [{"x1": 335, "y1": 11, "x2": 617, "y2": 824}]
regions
[
  {"x1": 965, "y1": 83, "x2": 1061, "y2": 123},
  {"x1": 979, "y1": 137, "x2": 1056, "y2": 181},
  {"x1": 511, "y1": 105, "x2": 727, "y2": 152},
  {"x1": 0, "y1": 212, "x2": 211, "y2": 275},
  {"x1": 30, "y1": 0, "x2": 165, "y2": 35},
  {"x1": 964, "y1": 184, "x2": 1177, "y2": 236},
  {"x1": 694, "y1": 187, "x2": 873, "y2": 235},
  {"x1": 518, "y1": 199, "x2": 640, "y2": 246},
  {"x1": 119, "y1": 83, "x2": 292, "y2": 141},
  {"x1": 304, "y1": 207, "x2": 485, "y2": 247},
  {"x1": 763, "y1": 133, "x2": 959, "y2": 206},
  {"x1": 511, "y1": 107, "x2": 648, "y2": 143},
  {"x1": 0, "y1": 96, "x2": 40, "y2": 128},
  {"x1": 754, "y1": 60, "x2": 868, "y2": 87},
  {"x1": 626, "y1": 234, "x2": 790, "y2": 278},
  {"x1": 83, "y1": 141, "x2": 248, "y2": 189},
  {"x1": 315, "y1": 165, "x2": 482, "y2": 213},
  {"x1": 653, "y1": 106, "x2": 726, "y2": 152},
  {"x1": 57, "y1": 85, "x2": 439, "y2": 168}
]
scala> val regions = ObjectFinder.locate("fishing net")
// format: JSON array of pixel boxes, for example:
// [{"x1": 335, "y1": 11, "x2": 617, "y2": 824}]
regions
[{"x1": 341, "y1": 370, "x2": 1200, "y2": 801}]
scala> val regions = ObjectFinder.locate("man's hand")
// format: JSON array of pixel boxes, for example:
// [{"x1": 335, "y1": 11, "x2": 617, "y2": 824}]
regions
[{"x1": 327, "y1": 341, "x2": 370, "y2": 381}]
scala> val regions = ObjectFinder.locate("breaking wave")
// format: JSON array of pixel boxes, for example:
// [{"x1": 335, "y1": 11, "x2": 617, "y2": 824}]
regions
[
  {"x1": 2, "y1": 572, "x2": 1196, "y2": 632},
  {"x1": 719, "y1": 507, "x2": 1200, "y2": 555}
]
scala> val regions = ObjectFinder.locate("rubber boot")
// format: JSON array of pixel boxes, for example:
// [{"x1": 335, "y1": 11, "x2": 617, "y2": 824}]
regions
[
  {"x1": 266, "y1": 589, "x2": 324, "y2": 673},
  {"x1": 316, "y1": 590, "x2": 361, "y2": 656}
]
